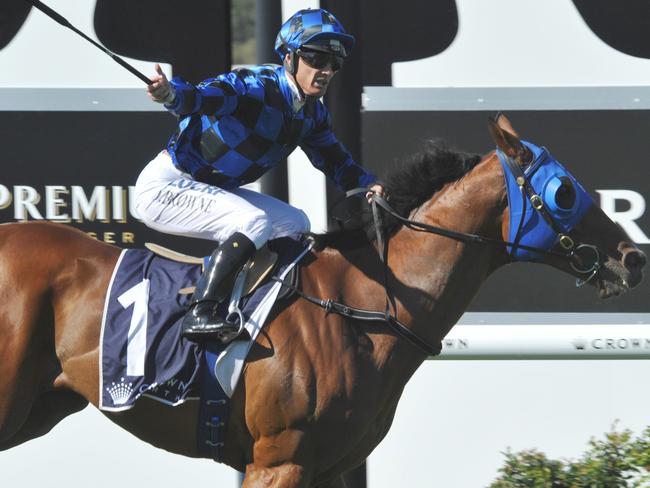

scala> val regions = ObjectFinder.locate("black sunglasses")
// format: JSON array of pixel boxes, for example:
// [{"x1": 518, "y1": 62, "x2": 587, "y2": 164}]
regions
[{"x1": 296, "y1": 49, "x2": 344, "y2": 72}]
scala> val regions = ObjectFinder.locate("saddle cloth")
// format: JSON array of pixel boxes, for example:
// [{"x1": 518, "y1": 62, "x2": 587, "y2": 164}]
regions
[{"x1": 99, "y1": 237, "x2": 311, "y2": 412}]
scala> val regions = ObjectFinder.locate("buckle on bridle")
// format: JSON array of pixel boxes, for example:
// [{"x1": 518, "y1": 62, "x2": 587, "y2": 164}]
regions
[
  {"x1": 530, "y1": 194, "x2": 544, "y2": 210},
  {"x1": 559, "y1": 234, "x2": 574, "y2": 250}
]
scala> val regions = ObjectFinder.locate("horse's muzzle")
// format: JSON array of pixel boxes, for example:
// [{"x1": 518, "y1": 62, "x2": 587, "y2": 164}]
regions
[{"x1": 621, "y1": 247, "x2": 646, "y2": 289}]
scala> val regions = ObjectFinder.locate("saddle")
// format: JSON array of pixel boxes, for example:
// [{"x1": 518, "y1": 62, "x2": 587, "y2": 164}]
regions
[{"x1": 144, "y1": 242, "x2": 300, "y2": 302}]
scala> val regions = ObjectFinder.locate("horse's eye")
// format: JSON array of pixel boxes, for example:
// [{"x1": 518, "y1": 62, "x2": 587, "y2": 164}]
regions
[{"x1": 555, "y1": 176, "x2": 576, "y2": 210}]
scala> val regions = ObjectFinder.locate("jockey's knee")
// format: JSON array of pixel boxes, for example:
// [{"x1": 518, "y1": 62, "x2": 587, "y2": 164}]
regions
[
  {"x1": 236, "y1": 210, "x2": 272, "y2": 249},
  {"x1": 294, "y1": 208, "x2": 311, "y2": 234},
  {"x1": 272, "y1": 208, "x2": 311, "y2": 239}
]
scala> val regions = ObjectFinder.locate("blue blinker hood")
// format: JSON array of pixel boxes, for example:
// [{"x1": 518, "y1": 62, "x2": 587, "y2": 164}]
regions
[{"x1": 497, "y1": 140, "x2": 594, "y2": 261}]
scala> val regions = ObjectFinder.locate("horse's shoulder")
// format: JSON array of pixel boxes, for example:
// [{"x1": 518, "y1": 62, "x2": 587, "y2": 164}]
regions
[{"x1": 300, "y1": 246, "x2": 347, "y2": 280}]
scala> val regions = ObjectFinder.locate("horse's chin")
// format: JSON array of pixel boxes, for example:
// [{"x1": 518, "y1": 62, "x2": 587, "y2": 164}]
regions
[
  {"x1": 594, "y1": 270, "x2": 631, "y2": 299},
  {"x1": 589, "y1": 258, "x2": 640, "y2": 299},
  {"x1": 595, "y1": 277, "x2": 630, "y2": 299}
]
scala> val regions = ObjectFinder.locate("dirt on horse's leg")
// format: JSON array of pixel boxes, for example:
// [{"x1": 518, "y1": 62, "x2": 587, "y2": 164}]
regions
[
  {"x1": 242, "y1": 464, "x2": 311, "y2": 488},
  {"x1": 0, "y1": 390, "x2": 87, "y2": 451}
]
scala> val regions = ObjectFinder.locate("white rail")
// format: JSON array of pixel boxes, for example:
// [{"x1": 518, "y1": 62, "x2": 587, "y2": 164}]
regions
[{"x1": 437, "y1": 313, "x2": 650, "y2": 360}]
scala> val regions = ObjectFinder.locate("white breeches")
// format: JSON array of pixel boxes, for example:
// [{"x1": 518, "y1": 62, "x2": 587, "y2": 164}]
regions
[{"x1": 134, "y1": 151, "x2": 311, "y2": 249}]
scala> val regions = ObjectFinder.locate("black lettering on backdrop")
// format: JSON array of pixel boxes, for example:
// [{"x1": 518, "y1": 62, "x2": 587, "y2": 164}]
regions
[
  {"x1": 0, "y1": 0, "x2": 31, "y2": 49},
  {"x1": 0, "y1": 0, "x2": 231, "y2": 83},
  {"x1": 94, "y1": 0, "x2": 231, "y2": 83},
  {"x1": 573, "y1": 0, "x2": 650, "y2": 59}
]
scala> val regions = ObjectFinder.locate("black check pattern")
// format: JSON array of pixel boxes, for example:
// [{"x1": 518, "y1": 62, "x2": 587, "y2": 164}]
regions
[
  {"x1": 234, "y1": 95, "x2": 265, "y2": 130},
  {"x1": 263, "y1": 81, "x2": 285, "y2": 110},
  {"x1": 238, "y1": 162, "x2": 269, "y2": 184},
  {"x1": 197, "y1": 80, "x2": 235, "y2": 114},
  {"x1": 235, "y1": 133, "x2": 274, "y2": 162},
  {"x1": 165, "y1": 65, "x2": 376, "y2": 192}
]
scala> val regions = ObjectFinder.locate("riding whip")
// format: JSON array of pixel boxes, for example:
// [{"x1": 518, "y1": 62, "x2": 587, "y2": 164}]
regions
[{"x1": 22, "y1": 0, "x2": 153, "y2": 85}]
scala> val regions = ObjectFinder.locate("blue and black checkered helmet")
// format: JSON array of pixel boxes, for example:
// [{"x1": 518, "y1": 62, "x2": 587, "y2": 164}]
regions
[{"x1": 275, "y1": 9, "x2": 355, "y2": 60}]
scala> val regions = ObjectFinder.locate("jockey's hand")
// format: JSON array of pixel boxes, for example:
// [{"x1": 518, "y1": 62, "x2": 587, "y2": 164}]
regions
[
  {"x1": 147, "y1": 64, "x2": 176, "y2": 104},
  {"x1": 366, "y1": 183, "x2": 384, "y2": 204}
]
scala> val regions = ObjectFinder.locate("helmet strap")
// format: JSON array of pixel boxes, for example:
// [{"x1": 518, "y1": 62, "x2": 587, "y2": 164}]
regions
[
  {"x1": 285, "y1": 52, "x2": 307, "y2": 99},
  {"x1": 288, "y1": 51, "x2": 300, "y2": 76}
]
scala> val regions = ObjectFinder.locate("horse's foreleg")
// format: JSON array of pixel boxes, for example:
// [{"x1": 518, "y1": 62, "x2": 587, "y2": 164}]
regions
[
  {"x1": 242, "y1": 464, "x2": 311, "y2": 488},
  {"x1": 0, "y1": 389, "x2": 87, "y2": 451},
  {"x1": 0, "y1": 288, "x2": 53, "y2": 446},
  {"x1": 0, "y1": 363, "x2": 37, "y2": 446}
]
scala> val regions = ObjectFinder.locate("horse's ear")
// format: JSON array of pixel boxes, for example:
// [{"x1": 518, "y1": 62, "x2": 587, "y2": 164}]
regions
[
  {"x1": 495, "y1": 112, "x2": 519, "y2": 137},
  {"x1": 488, "y1": 116, "x2": 533, "y2": 165}
]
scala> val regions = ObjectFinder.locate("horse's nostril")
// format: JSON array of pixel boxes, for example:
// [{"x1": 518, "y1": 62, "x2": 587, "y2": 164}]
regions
[{"x1": 624, "y1": 250, "x2": 647, "y2": 270}]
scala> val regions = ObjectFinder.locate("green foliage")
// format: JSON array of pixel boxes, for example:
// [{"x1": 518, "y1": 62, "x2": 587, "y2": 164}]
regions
[
  {"x1": 490, "y1": 424, "x2": 650, "y2": 487},
  {"x1": 231, "y1": 0, "x2": 256, "y2": 64},
  {"x1": 491, "y1": 449, "x2": 565, "y2": 488}
]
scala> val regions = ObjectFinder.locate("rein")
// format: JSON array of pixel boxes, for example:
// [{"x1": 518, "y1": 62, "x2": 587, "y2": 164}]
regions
[
  {"x1": 365, "y1": 190, "x2": 567, "y2": 259},
  {"x1": 272, "y1": 190, "x2": 444, "y2": 356},
  {"x1": 367, "y1": 189, "x2": 599, "y2": 275},
  {"x1": 276, "y1": 148, "x2": 603, "y2": 357},
  {"x1": 271, "y1": 276, "x2": 440, "y2": 355}
]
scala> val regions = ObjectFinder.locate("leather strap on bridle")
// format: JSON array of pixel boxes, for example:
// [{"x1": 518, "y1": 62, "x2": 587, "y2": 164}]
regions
[
  {"x1": 498, "y1": 150, "x2": 576, "y2": 253},
  {"x1": 371, "y1": 197, "x2": 396, "y2": 334},
  {"x1": 273, "y1": 187, "x2": 443, "y2": 357},
  {"x1": 271, "y1": 277, "x2": 441, "y2": 356},
  {"x1": 364, "y1": 190, "x2": 569, "y2": 259},
  {"x1": 273, "y1": 177, "x2": 596, "y2": 358}
]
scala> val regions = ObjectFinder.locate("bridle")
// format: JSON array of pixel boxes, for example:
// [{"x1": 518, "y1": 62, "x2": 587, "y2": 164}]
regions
[
  {"x1": 278, "y1": 142, "x2": 603, "y2": 356},
  {"x1": 495, "y1": 141, "x2": 602, "y2": 286},
  {"x1": 367, "y1": 191, "x2": 602, "y2": 288}
]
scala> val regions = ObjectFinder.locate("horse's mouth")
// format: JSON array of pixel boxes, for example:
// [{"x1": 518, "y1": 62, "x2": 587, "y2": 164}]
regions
[
  {"x1": 593, "y1": 260, "x2": 642, "y2": 299},
  {"x1": 596, "y1": 277, "x2": 630, "y2": 299}
]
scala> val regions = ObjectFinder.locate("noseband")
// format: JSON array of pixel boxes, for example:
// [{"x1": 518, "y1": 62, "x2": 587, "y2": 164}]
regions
[{"x1": 570, "y1": 244, "x2": 602, "y2": 287}]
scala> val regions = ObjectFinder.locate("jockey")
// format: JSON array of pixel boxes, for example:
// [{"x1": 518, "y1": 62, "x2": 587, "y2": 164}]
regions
[{"x1": 135, "y1": 8, "x2": 383, "y2": 344}]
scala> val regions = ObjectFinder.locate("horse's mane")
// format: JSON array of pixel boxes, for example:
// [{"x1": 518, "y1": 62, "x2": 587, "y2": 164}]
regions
[{"x1": 312, "y1": 140, "x2": 483, "y2": 250}]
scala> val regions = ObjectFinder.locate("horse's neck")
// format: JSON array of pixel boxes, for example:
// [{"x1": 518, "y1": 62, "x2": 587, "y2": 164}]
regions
[{"x1": 376, "y1": 154, "x2": 507, "y2": 368}]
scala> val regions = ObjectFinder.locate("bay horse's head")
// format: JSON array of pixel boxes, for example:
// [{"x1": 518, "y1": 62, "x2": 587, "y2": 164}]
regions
[{"x1": 489, "y1": 114, "x2": 646, "y2": 298}]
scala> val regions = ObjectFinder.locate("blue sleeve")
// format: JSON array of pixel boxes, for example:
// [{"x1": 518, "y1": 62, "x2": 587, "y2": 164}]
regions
[
  {"x1": 300, "y1": 107, "x2": 377, "y2": 193},
  {"x1": 164, "y1": 72, "x2": 244, "y2": 118}
]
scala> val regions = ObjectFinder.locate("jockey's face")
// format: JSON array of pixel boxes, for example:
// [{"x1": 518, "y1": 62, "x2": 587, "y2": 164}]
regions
[{"x1": 286, "y1": 52, "x2": 338, "y2": 98}]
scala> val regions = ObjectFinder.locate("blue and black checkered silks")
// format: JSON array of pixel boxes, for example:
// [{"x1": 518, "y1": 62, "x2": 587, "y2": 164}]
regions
[
  {"x1": 274, "y1": 8, "x2": 355, "y2": 59},
  {"x1": 164, "y1": 65, "x2": 375, "y2": 192}
]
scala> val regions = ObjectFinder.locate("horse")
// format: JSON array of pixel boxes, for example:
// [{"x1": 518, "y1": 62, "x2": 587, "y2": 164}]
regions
[{"x1": 0, "y1": 114, "x2": 645, "y2": 487}]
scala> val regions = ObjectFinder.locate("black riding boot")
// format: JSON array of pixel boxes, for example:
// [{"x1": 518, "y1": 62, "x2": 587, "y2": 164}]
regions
[{"x1": 181, "y1": 232, "x2": 256, "y2": 343}]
